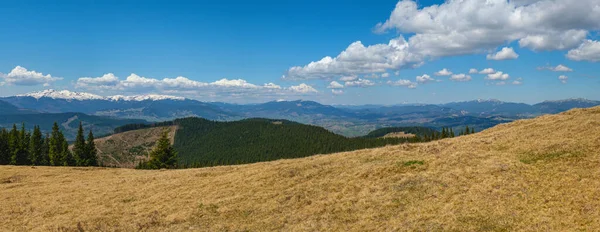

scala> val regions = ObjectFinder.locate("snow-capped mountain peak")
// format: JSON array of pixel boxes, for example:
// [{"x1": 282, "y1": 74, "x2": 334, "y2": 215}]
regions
[
  {"x1": 17, "y1": 89, "x2": 105, "y2": 101},
  {"x1": 16, "y1": 89, "x2": 186, "y2": 101},
  {"x1": 107, "y1": 94, "x2": 185, "y2": 101}
]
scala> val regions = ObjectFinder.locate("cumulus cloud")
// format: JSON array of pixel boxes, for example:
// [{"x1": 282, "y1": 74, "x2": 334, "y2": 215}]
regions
[
  {"x1": 375, "y1": 0, "x2": 599, "y2": 56},
  {"x1": 469, "y1": 68, "x2": 479, "y2": 74},
  {"x1": 479, "y1": 68, "x2": 496, "y2": 74},
  {"x1": 434, "y1": 68, "x2": 452, "y2": 76},
  {"x1": 486, "y1": 47, "x2": 519, "y2": 60},
  {"x1": 282, "y1": 37, "x2": 423, "y2": 80},
  {"x1": 559, "y1": 75, "x2": 568, "y2": 84},
  {"x1": 486, "y1": 71, "x2": 510, "y2": 81},
  {"x1": 289, "y1": 83, "x2": 318, "y2": 93},
  {"x1": 416, "y1": 74, "x2": 436, "y2": 84},
  {"x1": 381, "y1": 73, "x2": 390, "y2": 78},
  {"x1": 387, "y1": 79, "x2": 417, "y2": 89},
  {"x1": 567, "y1": 40, "x2": 600, "y2": 62},
  {"x1": 327, "y1": 81, "x2": 344, "y2": 89},
  {"x1": 1, "y1": 66, "x2": 62, "y2": 86},
  {"x1": 537, "y1": 64, "x2": 573, "y2": 72},
  {"x1": 339, "y1": 75, "x2": 358, "y2": 82},
  {"x1": 75, "y1": 73, "x2": 318, "y2": 100},
  {"x1": 449, "y1": 74, "x2": 472, "y2": 82},
  {"x1": 344, "y1": 79, "x2": 375, "y2": 88},
  {"x1": 331, "y1": 89, "x2": 344, "y2": 95}
]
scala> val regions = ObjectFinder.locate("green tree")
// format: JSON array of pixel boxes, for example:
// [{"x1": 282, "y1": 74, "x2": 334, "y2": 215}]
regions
[
  {"x1": 465, "y1": 126, "x2": 470, "y2": 135},
  {"x1": 61, "y1": 139, "x2": 75, "y2": 166},
  {"x1": 40, "y1": 134, "x2": 50, "y2": 165},
  {"x1": 144, "y1": 129, "x2": 177, "y2": 169},
  {"x1": 10, "y1": 124, "x2": 29, "y2": 165},
  {"x1": 73, "y1": 122, "x2": 86, "y2": 166},
  {"x1": 0, "y1": 128, "x2": 9, "y2": 165},
  {"x1": 85, "y1": 130, "x2": 98, "y2": 166},
  {"x1": 48, "y1": 122, "x2": 63, "y2": 166},
  {"x1": 28, "y1": 126, "x2": 44, "y2": 165},
  {"x1": 471, "y1": 127, "x2": 475, "y2": 134},
  {"x1": 450, "y1": 128, "x2": 455, "y2": 138}
]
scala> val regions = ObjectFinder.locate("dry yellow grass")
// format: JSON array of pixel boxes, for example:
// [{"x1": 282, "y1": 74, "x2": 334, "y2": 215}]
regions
[{"x1": 2, "y1": 107, "x2": 600, "y2": 231}]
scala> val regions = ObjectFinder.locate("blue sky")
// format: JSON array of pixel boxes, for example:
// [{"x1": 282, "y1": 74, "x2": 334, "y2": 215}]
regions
[{"x1": 0, "y1": 0, "x2": 599, "y2": 104}]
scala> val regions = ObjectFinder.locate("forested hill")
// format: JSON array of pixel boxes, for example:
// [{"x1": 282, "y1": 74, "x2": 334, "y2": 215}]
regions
[
  {"x1": 172, "y1": 117, "x2": 412, "y2": 167},
  {"x1": 362, "y1": 126, "x2": 439, "y2": 139}
]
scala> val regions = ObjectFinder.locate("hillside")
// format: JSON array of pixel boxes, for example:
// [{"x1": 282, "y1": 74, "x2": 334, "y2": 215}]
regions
[
  {"x1": 103, "y1": 118, "x2": 412, "y2": 168},
  {"x1": 94, "y1": 126, "x2": 177, "y2": 168},
  {"x1": 1, "y1": 106, "x2": 600, "y2": 231}
]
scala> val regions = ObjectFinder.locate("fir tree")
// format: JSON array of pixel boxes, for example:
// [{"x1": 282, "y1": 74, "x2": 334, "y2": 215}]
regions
[
  {"x1": 28, "y1": 126, "x2": 44, "y2": 165},
  {"x1": 40, "y1": 134, "x2": 50, "y2": 166},
  {"x1": 465, "y1": 126, "x2": 470, "y2": 135},
  {"x1": 48, "y1": 122, "x2": 63, "y2": 166},
  {"x1": 73, "y1": 122, "x2": 87, "y2": 166},
  {"x1": 471, "y1": 127, "x2": 475, "y2": 134},
  {"x1": 450, "y1": 128, "x2": 455, "y2": 138},
  {"x1": 85, "y1": 130, "x2": 98, "y2": 166},
  {"x1": 9, "y1": 124, "x2": 29, "y2": 165},
  {"x1": 61, "y1": 139, "x2": 75, "y2": 166},
  {"x1": 144, "y1": 129, "x2": 177, "y2": 169},
  {"x1": 0, "y1": 128, "x2": 9, "y2": 165}
]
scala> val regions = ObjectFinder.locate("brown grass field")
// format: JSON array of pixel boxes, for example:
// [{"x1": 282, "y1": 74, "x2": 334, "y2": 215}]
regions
[
  {"x1": 1, "y1": 106, "x2": 600, "y2": 231},
  {"x1": 383, "y1": 131, "x2": 416, "y2": 139}
]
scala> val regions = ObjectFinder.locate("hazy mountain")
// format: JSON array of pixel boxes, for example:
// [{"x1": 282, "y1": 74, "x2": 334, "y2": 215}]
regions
[
  {"x1": 534, "y1": 98, "x2": 600, "y2": 114},
  {"x1": 440, "y1": 99, "x2": 537, "y2": 117}
]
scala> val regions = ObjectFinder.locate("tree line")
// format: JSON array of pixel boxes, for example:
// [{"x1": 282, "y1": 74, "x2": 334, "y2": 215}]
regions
[{"x1": 0, "y1": 122, "x2": 98, "y2": 166}]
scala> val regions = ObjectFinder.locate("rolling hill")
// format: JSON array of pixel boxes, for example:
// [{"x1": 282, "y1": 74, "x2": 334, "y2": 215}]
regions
[
  {"x1": 98, "y1": 118, "x2": 414, "y2": 168},
  {"x1": 1, "y1": 106, "x2": 599, "y2": 231}
]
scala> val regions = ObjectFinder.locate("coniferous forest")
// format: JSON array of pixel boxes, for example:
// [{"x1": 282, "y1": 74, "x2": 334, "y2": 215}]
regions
[{"x1": 0, "y1": 122, "x2": 98, "y2": 167}]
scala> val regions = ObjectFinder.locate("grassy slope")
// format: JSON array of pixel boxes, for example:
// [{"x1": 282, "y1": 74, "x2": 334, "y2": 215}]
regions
[{"x1": 1, "y1": 107, "x2": 600, "y2": 231}]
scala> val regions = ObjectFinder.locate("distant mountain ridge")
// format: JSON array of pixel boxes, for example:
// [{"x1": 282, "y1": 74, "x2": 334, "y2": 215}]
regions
[{"x1": 2, "y1": 89, "x2": 599, "y2": 137}]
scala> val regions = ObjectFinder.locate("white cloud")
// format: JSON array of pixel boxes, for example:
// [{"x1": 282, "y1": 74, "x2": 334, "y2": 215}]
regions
[
  {"x1": 211, "y1": 78, "x2": 259, "y2": 88},
  {"x1": 449, "y1": 74, "x2": 472, "y2": 82},
  {"x1": 512, "y1": 78, "x2": 523, "y2": 85},
  {"x1": 289, "y1": 83, "x2": 318, "y2": 93},
  {"x1": 331, "y1": 89, "x2": 344, "y2": 95},
  {"x1": 327, "y1": 81, "x2": 344, "y2": 89},
  {"x1": 469, "y1": 68, "x2": 479, "y2": 74},
  {"x1": 486, "y1": 47, "x2": 519, "y2": 60},
  {"x1": 434, "y1": 68, "x2": 452, "y2": 76},
  {"x1": 1, "y1": 66, "x2": 62, "y2": 86},
  {"x1": 375, "y1": 0, "x2": 599, "y2": 57},
  {"x1": 559, "y1": 75, "x2": 568, "y2": 84},
  {"x1": 387, "y1": 79, "x2": 417, "y2": 89},
  {"x1": 394, "y1": 71, "x2": 400, "y2": 76},
  {"x1": 344, "y1": 79, "x2": 375, "y2": 88},
  {"x1": 479, "y1": 68, "x2": 496, "y2": 74},
  {"x1": 537, "y1": 64, "x2": 573, "y2": 72},
  {"x1": 486, "y1": 71, "x2": 510, "y2": 81},
  {"x1": 364, "y1": 73, "x2": 380, "y2": 79},
  {"x1": 519, "y1": 30, "x2": 589, "y2": 51},
  {"x1": 416, "y1": 74, "x2": 435, "y2": 84},
  {"x1": 339, "y1": 75, "x2": 358, "y2": 82},
  {"x1": 567, "y1": 40, "x2": 600, "y2": 62},
  {"x1": 381, "y1": 73, "x2": 390, "y2": 78},
  {"x1": 263, "y1": 83, "x2": 282, "y2": 89},
  {"x1": 282, "y1": 37, "x2": 423, "y2": 80}
]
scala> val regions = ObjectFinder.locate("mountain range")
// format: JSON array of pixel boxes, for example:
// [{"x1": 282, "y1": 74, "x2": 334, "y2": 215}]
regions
[{"x1": 1, "y1": 89, "x2": 599, "y2": 137}]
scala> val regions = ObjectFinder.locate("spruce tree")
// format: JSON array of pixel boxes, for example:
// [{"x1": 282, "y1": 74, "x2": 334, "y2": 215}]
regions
[
  {"x1": 73, "y1": 122, "x2": 87, "y2": 166},
  {"x1": 471, "y1": 128, "x2": 475, "y2": 134},
  {"x1": 49, "y1": 122, "x2": 62, "y2": 166},
  {"x1": 450, "y1": 128, "x2": 455, "y2": 138},
  {"x1": 40, "y1": 134, "x2": 50, "y2": 165},
  {"x1": 0, "y1": 128, "x2": 9, "y2": 165},
  {"x1": 465, "y1": 126, "x2": 470, "y2": 135},
  {"x1": 9, "y1": 124, "x2": 22, "y2": 165},
  {"x1": 28, "y1": 126, "x2": 44, "y2": 165},
  {"x1": 85, "y1": 130, "x2": 98, "y2": 166},
  {"x1": 145, "y1": 129, "x2": 177, "y2": 169},
  {"x1": 61, "y1": 139, "x2": 75, "y2": 166}
]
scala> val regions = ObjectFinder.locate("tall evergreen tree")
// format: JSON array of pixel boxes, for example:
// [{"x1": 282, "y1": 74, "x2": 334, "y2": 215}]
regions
[
  {"x1": 40, "y1": 134, "x2": 50, "y2": 165},
  {"x1": 144, "y1": 129, "x2": 177, "y2": 169},
  {"x1": 9, "y1": 124, "x2": 28, "y2": 165},
  {"x1": 28, "y1": 126, "x2": 44, "y2": 165},
  {"x1": 85, "y1": 130, "x2": 98, "y2": 166},
  {"x1": 73, "y1": 122, "x2": 87, "y2": 166},
  {"x1": 61, "y1": 139, "x2": 75, "y2": 166},
  {"x1": 465, "y1": 126, "x2": 470, "y2": 135},
  {"x1": 0, "y1": 128, "x2": 9, "y2": 165},
  {"x1": 450, "y1": 128, "x2": 455, "y2": 138},
  {"x1": 471, "y1": 127, "x2": 475, "y2": 134},
  {"x1": 49, "y1": 122, "x2": 63, "y2": 166}
]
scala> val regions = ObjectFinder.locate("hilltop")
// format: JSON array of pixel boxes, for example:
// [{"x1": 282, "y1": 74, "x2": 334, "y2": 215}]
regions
[{"x1": 1, "y1": 106, "x2": 600, "y2": 231}]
